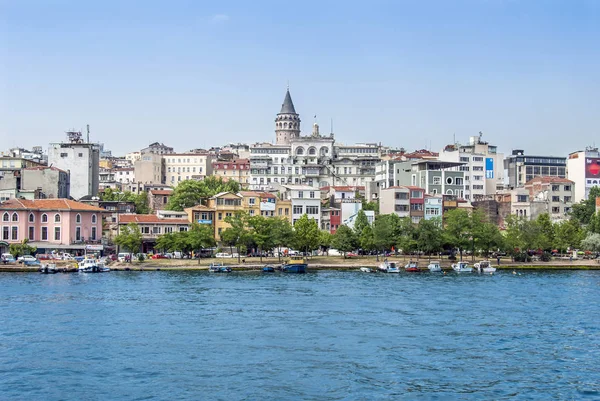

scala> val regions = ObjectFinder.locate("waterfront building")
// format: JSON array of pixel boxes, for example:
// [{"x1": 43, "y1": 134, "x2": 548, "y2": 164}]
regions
[
  {"x1": 504, "y1": 149, "x2": 566, "y2": 189},
  {"x1": 567, "y1": 146, "x2": 600, "y2": 203},
  {"x1": 278, "y1": 185, "x2": 321, "y2": 227},
  {"x1": 424, "y1": 195, "x2": 443, "y2": 222},
  {"x1": 48, "y1": 131, "x2": 100, "y2": 200},
  {"x1": 379, "y1": 160, "x2": 466, "y2": 198},
  {"x1": 524, "y1": 176, "x2": 574, "y2": 222},
  {"x1": 212, "y1": 159, "x2": 250, "y2": 188},
  {"x1": 319, "y1": 186, "x2": 367, "y2": 233},
  {"x1": 0, "y1": 198, "x2": 105, "y2": 255},
  {"x1": 438, "y1": 134, "x2": 504, "y2": 200},
  {"x1": 379, "y1": 186, "x2": 425, "y2": 223},
  {"x1": 0, "y1": 157, "x2": 49, "y2": 201},
  {"x1": 118, "y1": 212, "x2": 189, "y2": 253},
  {"x1": 206, "y1": 192, "x2": 244, "y2": 241}
]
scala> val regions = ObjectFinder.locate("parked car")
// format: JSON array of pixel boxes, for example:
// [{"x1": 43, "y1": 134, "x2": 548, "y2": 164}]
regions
[
  {"x1": 18, "y1": 255, "x2": 38, "y2": 263},
  {"x1": 1, "y1": 253, "x2": 16, "y2": 264},
  {"x1": 215, "y1": 253, "x2": 232, "y2": 258},
  {"x1": 118, "y1": 253, "x2": 131, "y2": 262},
  {"x1": 346, "y1": 252, "x2": 359, "y2": 258},
  {"x1": 36, "y1": 253, "x2": 53, "y2": 260},
  {"x1": 152, "y1": 254, "x2": 168, "y2": 259}
]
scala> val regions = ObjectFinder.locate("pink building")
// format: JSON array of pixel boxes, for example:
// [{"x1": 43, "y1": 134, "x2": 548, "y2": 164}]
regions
[{"x1": 0, "y1": 198, "x2": 106, "y2": 255}]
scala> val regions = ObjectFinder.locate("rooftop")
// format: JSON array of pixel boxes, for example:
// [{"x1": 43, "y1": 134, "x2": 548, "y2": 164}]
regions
[
  {"x1": 0, "y1": 198, "x2": 106, "y2": 212},
  {"x1": 118, "y1": 214, "x2": 190, "y2": 224}
]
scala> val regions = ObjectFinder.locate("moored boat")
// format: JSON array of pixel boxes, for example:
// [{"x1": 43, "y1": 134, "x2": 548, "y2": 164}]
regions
[
  {"x1": 209, "y1": 263, "x2": 232, "y2": 273},
  {"x1": 262, "y1": 265, "x2": 275, "y2": 273},
  {"x1": 404, "y1": 260, "x2": 420, "y2": 272},
  {"x1": 475, "y1": 260, "x2": 496, "y2": 273},
  {"x1": 378, "y1": 260, "x2": 400, "y2": 273},
  {"x1": 280, "y1": 256, "x2": 307, "y2": 273},
  {"x1": 78, "y1": 258, "x2": 110, "y2": 273},
  {"x1": 359, "y1": 267, "x2": 373, "y2": 273},
  {"x1": 452, "y1": 261, "x2": 473, "y2": 273},
  {"x1": 39, "y1": 263, "x2": 58, "y2": 274},
  {"x1": 427, "y1": 261, "x2": 442, "y2": 272}
]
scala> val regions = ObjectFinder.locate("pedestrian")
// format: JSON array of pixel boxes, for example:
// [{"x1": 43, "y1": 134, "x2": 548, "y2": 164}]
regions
[
  {"x1": 569, "y1": 255, "x2": 573, "y2": 263},
  {"x1": 497, "y1": 255, "x2": 501, "y2": 265}
]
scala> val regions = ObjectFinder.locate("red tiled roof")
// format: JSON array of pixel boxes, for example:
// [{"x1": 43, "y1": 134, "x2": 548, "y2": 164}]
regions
[
  {"x1": 320, "y1": 186, "x2": 365, "y2": 192},
  {"x1": 149, "y1": 190, "x2": 173, "y2": 196},
  {"x1": 23, "y1": 166, "x2": 68, "y2": 174},
  {"x1": 0, "y1": 198, "x2": 106, "y2": 212},
  {"x1": 118, "y1": 214, "x2": 190, "y2": 224},
  {"x1": 385, "y1": 186, "x2": 424, "y2": 191},
  {"x1": 524, "y1": 176, "x2": 574, "y2": 185}
]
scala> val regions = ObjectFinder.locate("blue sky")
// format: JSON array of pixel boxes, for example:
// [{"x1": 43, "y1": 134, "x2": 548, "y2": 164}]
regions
[{"x1": 1, "y1": 0, "x2": 598, "y2": 156}]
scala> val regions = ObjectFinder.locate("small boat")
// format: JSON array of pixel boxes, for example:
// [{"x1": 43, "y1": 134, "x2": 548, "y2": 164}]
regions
[
  {"x1": 78, "y1": 258, "x2": 110, "y2": 273},
  {"x1": 475, "y1": 260, "x2": 496, "y2": 274},
  {"x1": 262, "y1": 265, "x2": 275, "y2": 273},
  {"x1": 378, "y1": 260, "x2": 400, "y2": 273},
  {"x1": 452, "y1": 261, "x2": 473, "y2": 273},
  {"x1": 359, "y1": 267, "x2": 373, "y2": 273},
  {"x1": 427, "y1": 261, "x2": 442, "y2": 272},
  {"x1": 39, "y1": 263, "x2": 58, "y2": 274},
  {"x1": 209, "y1": 263, "x2": 232, "y2": 273},
  {"x1": 404, "y1": 261, "x2": 420, "y2": 272},
  {"x1": 280, "y1": 256, "x2": 307, "y2": 273}
]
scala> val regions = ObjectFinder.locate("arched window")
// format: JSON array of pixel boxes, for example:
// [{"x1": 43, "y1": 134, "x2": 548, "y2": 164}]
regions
[
  {"x1": 76, "y1": 214, "x2": 81, "y2": 224},
  {"x1": 320, "y1": 147, "x2": 328, "y2": 156},
  {"x1": 446, "y1": 189, "x2": 453, "y2": 195},
  {"x1": 308, "y1": 147, "x2": 317, "y2": 155},
  {"x1": 54, "y1": 214, "x2": 61, "y2": 223},
  {"x1": 296, "y1": 147, "x2": 305, "y2": 156},
  {"x1": 41, "y1": 214, "x2": 48, "y2": 223},
  {"x1": 2, "y1": 212, "x2": 9, "y2": 222},
  {"x1": 91, "y1": 214, "x2": 97, "y2": 224},
  {"x1": 29, "y1": 213, "x2": 34, "y2": 223},
  {"x1": 284, "y1": 122, "x2": 288, "y2": 128},
  {"x1": 11, "y1": 213, "x2": 18, "y2": 222}
]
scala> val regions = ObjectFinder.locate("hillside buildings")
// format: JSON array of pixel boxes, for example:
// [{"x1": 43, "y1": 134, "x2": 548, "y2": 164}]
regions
[{"x1": 504, "y1": 149, "x2": 567, "y2": 189}]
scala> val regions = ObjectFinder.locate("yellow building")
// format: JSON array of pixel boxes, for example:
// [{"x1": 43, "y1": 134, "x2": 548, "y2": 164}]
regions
[
  {"x1": 212, "y1": 159, "x2": 250, "y2": 188},
  {"x1": 99, "y1": 159, "x2": 113, "y2": 169},
  {"x1": 207, "y1": 192, "x2": 244, "y2": 241}
]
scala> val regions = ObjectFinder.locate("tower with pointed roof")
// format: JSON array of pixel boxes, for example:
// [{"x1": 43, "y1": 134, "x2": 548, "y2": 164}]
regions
[{"x1": 275, "y1": 89, "x2": 301, "y2": 145}]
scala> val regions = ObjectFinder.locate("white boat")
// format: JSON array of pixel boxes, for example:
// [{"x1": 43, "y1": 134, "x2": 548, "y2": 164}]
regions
[
  {"x1": 359, "y1": 267, "x2": 373, "y2": 273},
  {"x1": 209, "y1": 262, "x2": 231, "y2": 273},
  {"x1": 404, "y1": 261, "x2": 420, "y2": 272},
  {"x1": 378, "y1": 261, "x2": 400, "y2": 273},
  {"x1": 475, "y1": 260, "x2": 496, "y2": 273},
  {"x1": 78, "y1": 258, "x2": 110, "y2": 273},
  {"x1": 39, "y1": 263, "x2": 58, "y2": 274},
  {"x1": 427, "y1": 261, "x2": 442, "y2": 272},
  {"x1": 452, "y1": 261, "x2": 473, "y2": 273}
]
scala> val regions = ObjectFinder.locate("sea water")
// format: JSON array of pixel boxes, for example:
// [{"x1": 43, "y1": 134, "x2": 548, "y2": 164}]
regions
[{"x1": 1, "y1": 270, "x2": 599, "y2": 400}]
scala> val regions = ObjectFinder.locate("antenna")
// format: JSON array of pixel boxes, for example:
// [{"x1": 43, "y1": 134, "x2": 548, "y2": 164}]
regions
[
  {"x1": 86, "y1": 124, "x2": 90, "y2": 143},
  {"x1": 330, "y1": 118, "x2": 333, "y2": 134}
]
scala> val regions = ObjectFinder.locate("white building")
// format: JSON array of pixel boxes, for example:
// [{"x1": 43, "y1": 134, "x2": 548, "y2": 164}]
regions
[
  {"x1": 567, "y1": 146, "x2": 600, "y2": 203},
  {"x1": 438, "y1": 134, "x2": 504, "y2": 200},
  {"x1": 280, "y1": 184, "x2": 321, "y2": 227},
  {"x1": 48, "y1": 131, "x2": 100, "y2": 200},
  {"x1": 164, "y1": 153, "x2": 215, "y2": 186}
]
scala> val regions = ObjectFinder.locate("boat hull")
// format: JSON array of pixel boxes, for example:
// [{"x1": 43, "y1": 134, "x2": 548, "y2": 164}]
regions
[{"x1": 281, "y1": 263, "x2": 307, "y2": 273}]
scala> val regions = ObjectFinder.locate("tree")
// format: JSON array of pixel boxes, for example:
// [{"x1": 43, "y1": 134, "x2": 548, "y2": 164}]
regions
[
  {"x1": 554, "y1": 219, "x2": 584, "y2": 253},
  {"x1": 588, "y1": 212, "x2": 600, "y2": 235},
  {"x1": 247, "y1": 216, "x2": 274, "y2": 262},
  {"x1": 114, "y1": 223, "x2": 143, "y2": 253},
  {"x1": 353, "y1": 209, "x2": 370, "y2": 235},
  {"x1": 186, "y1": 223, "x2": 217, "y2": 263},
  {"x1": 417, "y1": 218, "x2": 443, "y2": 261},
  {"x1": 331, "y1": 225, "x2": 358, "y2": 257},
  {"x1": 471, "y1": 209, "x2": 503, "y2": 257},
  {"x1": 359, "y1": 225, "x2": 376, "y2": 255},
  {"x1": 395, "y1": 216, "x2": 416, "y2": 260},
  {"x1": 102, "y1": 188, "x2": 149, "y2": 214},
  {"x1": 318, "y1": 230, "x2": 333, "y2": 255},
  {"x1": 571, "y1": 187, "x2": 600, "y2": 225},
  {"x1": 9, "y1": 239, "x2": 37, "y2": 259},
  {"x1": 166, "y1": 177, "x2": 242, "y2": 211},
  {"x1": 155, "y1": 232, "x2": 176, "y2": 252},
  {"x1": 221, "y1": 212, "x2": 250, "y2": 263},
  {"x1": 271, "y1": 218, "x2": 295, "y2": 261},
  {"x1": 443, "y1": 209, "x2": 472, "y2": 260},
  {"x1": 581, "y1": 233, "x2": 600, "y2": 252},
  {"x1": 372, "y1": 214, "x2": 396, "y2": 261},
  {"x1": 536, "y1": 213, "x2": 555, "y2": 250},
  {"x1": 292, "y1": 214, "x2": 320, "y2": 256}
]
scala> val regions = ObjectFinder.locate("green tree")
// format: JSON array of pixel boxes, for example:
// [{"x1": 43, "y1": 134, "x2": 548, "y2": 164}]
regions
[
  {"x1": 101, "y1": 188, "x2": 149, "y2": 214},
  {"x1": 353, "y1": 209, "x2": 370, "y2": 235},
  {"x1": 155, "y1": 232, "x2": 176, "y2": 252},
  {"x1": 221, "y1": 212, "x2": 250, "y2": 263},
  {"x1": 471, "y1": 209, "x2": 503, "y2": 257},
  {"x1": 318, "y1": 230, "x2": 334, "y2": 255},
  {"x1": 166, "y1": 177, "x2": 242, "y2": 211},
  {"x1": 581, "y1": 233, "x2": 600, "y2": 252},
  {"x1": 292, "y1": 214, "x2": 320, "y2": 256},
  {"x1": 396, "y1": 216, "x2": 417, "y2": 259},
  {"x1": 417, "y1": 218, "x2": 443, "y2": 261},
  {"x1": 9, "y1": 239, "x2": 37, "y2": 259},
  {"x1": 271, "y1": 218, "x2": 295, "y2": 261},
  {"x1": 443, "y1": 208, "x2": 472, "y2": 260},
  {"x1": 331, "y1": 225, "x2": 358, "y2": 257},
  {"x1": 187, "y1": 223, "x2": 217, "y2": 263},
  {"x1": 588, "y1": 212, "x2": 600, "y2": 234},
  {"x1": 571, "y1": 187, "x2": 600, "y2": 225},
  {"x1": 372, "y1": 214, "x2": 396, "y2": 261},
  {"x1": 536, "y1": 213, "x2": 555, "y2": 250},
  {"x1": 114, "y1": 223, "x2": 143, "y2": 253},
  {"x1": 554, "y1": 219, "x2": 584, "y2": 253},
  {"x1": 247, "y1": 216, "x2": 274, "y2": 262},
  {"x1": 359, "y1": 225, "x2": 376, "y2": 255}
]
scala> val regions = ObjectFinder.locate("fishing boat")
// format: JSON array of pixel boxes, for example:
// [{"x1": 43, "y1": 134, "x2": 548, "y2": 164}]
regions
[
  {"x1": 78, "y1": 258, "x2": 110, "y2": 273},
  {"x1": 475, "y1": 260, "x2": 496, "y2": 273},
  {"x1": 452, "y1": 261, "x2": 473, "y2": 273},
  {"x1": 209, "y1": 262, "x2": 232, "y2": 273},
  {"x1": 427, "y1": 260, "x2": 442, "y2": 272},
  {"x1": 280, "y1": 256, "x2": 307, "y2": 273},
  {"x1": 359, "y1": 267, "x2": 373, "y2": 273},
  {"x1": 378, "y1": 260, "x2": 400, "y2": 273},
  {"x1": 39, "y1": 263, "x2": 58, "y2": 274},
  {"x1": 404, "y1": 260, "x2": 420, "y2": 272},
  {"x1": 262, "y1": 265, "x2": 275, "y2": 273}
]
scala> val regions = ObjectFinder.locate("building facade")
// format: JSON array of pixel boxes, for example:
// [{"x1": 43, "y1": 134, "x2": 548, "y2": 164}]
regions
[
  {"x1": 504, "y1": 149, "x2": 567, "y2": 189},
  {"x1": 212, "y1": 159, "x2": 250, "y2": 187},
  {"x1": 380, "y1": 186, "x2": 425, "y2": 223},
  {"x1": 567, "y1": 147, "x2": 600, "y2": 203},
  {"x1": 164, "y1": 153, "x2": 215, "y2": 185}
]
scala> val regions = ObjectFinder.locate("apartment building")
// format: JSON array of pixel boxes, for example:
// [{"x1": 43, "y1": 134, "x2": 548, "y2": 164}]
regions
[
  {"x1": 164, "y1": 153, "x2": 215, "y2": 185},
  {"x1": 212, "y1": 159, "x2": 250, "y2": 187},
  {"x1": 567, "y1": 146, "x2": 600, "y2": 203},
  {"x1": 118, "y1": 212, "x2": 190, "y2": 253},
  {"x1": 279, "y1": 185, "x2": 321, "y2": 227},
  {"x1": 524, "y1": 176, "x2": 574, "y2": 222},
  {"x1": 380, "y1": 186, "x2": 425, "y2": 223},
  {"x1": 504, "y1": 149, "x2": 567, "y2": 189}
]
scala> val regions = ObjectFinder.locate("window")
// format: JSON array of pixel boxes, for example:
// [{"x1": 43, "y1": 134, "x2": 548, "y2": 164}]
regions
[
  {"x1": 473, "y1": 176, "x2": 483, "y2": 181},
  {"x1": 455, "y1": 178, "x2": 463, "y2": 185},
  {"x1": 75, "y1": 227, "x2": 81, "y2": 241},
  {"x1": 218, "y1": 212, "x2": 222, "y2": 220},
  {"x1": 54, "y1": 227, "x2": 61, "y2": 241},
  {"x1": 76, "y1": 214, "x2": 81, "y2": 223},
  {"x1": 459, "y1": 166, "x2": 470, "y2": 172},
  {"x1": 60, "y1": 153, "x2": 68, "y2": 158},
  {"x1": 411, "y1": 203, "x2": 423, "y2": 211},
  {"x1": 92, "y1": 214, "x2": 97, "y2": 224},
  {"x1": 28, "y1": 213, "x2": 34, "y2": 223},
  {"x1": 460, "y1": 157, "x2": 470, "y2": 162},
  {"x1": 395, "y1": 192, "x2": 409, "y2": 200},
  {"x1": 285, "y1": 208, "x2": 289, "y2": 215},
  {"x1": 10, "y1": 227, "x2": 17, "y2": 240},
  {"x1": 28, "y1": 226, "x2": 34, "y2": 241},
  {"x1": 164, "y1": 227, "x2": 173, "y2": 234},
  {"x1": 293, "y1": 205, "x2": 303, "y2": 214},
  {"x1": 11, "y1": 213, "x2": 18, "y2": 222},
  {"x1": 153, "y1": 227, "x2": 161, "y2": 234},
  {"x1": 395, "y1": 205, "x2": 409, "y2": 212},
  {"x1": 517, "y1": 195, "x2": 529, "y2": 203},
  {"x1": 78, "y1": 153, "x2": 83, "y2": 157},
  {"x1": 91, "y1": 227, "x2": 97, "y2": 240},
  {"x1": 249, "y1": 210, "x2": 255, "y2": 216},
  {"x1": 225, "y1": 212, "x2": 232, "y2": 218},
  {"x1": 249, "y1": 198, "x2": 256, "y2": 205},
  {"x1": 2, "y1": 213, "x2": 8, "y2": 222},
  {"x1": 141, "y1": 226, "x2": 150, "y2": 234},
  {"x1": 410, "y1": 191, "x2": 423, "y2": 198},
  {"x1": 298, "y1": 191, "x2": 304, "y2": 198},
  {"x1": 552, "y1": 185, "x2": 560, "y2": 191},
  {"x1": 552, "y1": 196, "x2": 560, "y2": 202},
  {"x1": 433, "y1": 177, "x2": 441, "y2": 185},
  {"x1": 472, "y1": 166, "x2": 483, "y2": 171},
  {"x1": 41, "y1": 227, "x2": 48, "y2": 241},
  {"x1": 552, "y1": 207, "x2": 560, "y2": 213},
  {"x1": 54, "y1": 214, "x2": 61, "y2": 223},
  {"x1": 564, "y1": 196, "x2": 571, "y2": 203},
  {"x1": 179, "y1": 226, "x2": 188, "y2": 232},
  {"x1": 306, "y1": 206, "x2": 319, "y2": 215},
  {"x1": 2, "y1": 226, "x2": 8, "y2": 240},
  {"x1": 564, "y1": 185, "x2": 571, "y2": 192},
  {"x1": 278, "y1": 208, "x2": 282, "y2": 215},
  {"x1": 446, "y1": 177, "x2": 454, "y2": 185},
  {"x1": 309, "y1": 192, "x2": 315, "y2": 199}
]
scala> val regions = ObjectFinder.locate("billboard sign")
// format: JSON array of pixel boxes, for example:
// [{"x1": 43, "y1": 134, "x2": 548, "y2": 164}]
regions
[
  {"x1": 586, "y1": 158, "x2": 600, "y2": 179},
  {"x1": 197, "y1": 219, "x2": 212, "y2": 224},
  {"x1": 85, "y1": 245, "x2": 104, "y2": 251},
  {"x1": 485, "y1": 158, "x2": 494, "y2": 179}
]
